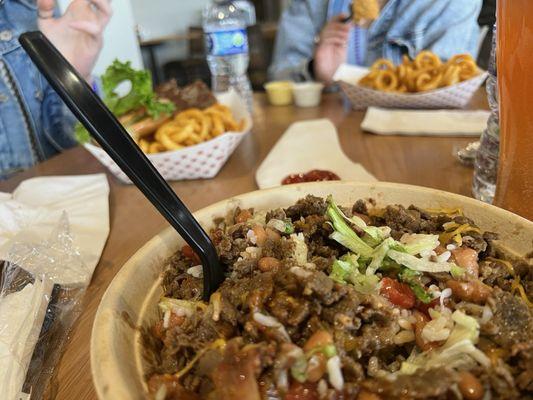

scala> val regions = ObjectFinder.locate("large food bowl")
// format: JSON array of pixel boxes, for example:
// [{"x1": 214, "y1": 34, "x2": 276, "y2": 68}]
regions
[{"x1": 90, "y1": 182, "x2": 533, "y2": 399}]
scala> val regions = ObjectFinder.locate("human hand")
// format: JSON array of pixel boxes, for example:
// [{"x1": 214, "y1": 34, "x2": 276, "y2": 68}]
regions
[
  {"x1": 313, "y1": 15, "x2": 351, "y2": 84},
  {"x1": 38, "y1": 0, "x2": 112, "y2": 80}
]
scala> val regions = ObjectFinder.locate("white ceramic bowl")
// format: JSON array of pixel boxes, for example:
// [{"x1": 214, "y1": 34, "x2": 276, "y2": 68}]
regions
[
  {"x1": 292, "y1": 82, "x2": 324, "y2": 107},
  {"x1": 90, "y1": 182, "x2": 533, "y2": 399}
]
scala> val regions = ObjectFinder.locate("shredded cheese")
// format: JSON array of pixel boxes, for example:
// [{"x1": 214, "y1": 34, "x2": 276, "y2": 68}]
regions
[
  {"x1": 424, "y1": 208, "x2": 464, "y2": 217},
  {"x1": 486, "y1": 257, "x2": 533, "y2": 308},
  {"x1": 175, "y1": 339, "x2": 226, "y2": 379},
  {"x1": 439, "y1": 224, "x2": 481, "y2": 244}
]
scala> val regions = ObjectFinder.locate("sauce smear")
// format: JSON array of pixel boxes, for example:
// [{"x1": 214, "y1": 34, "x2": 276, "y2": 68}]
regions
[{"x1": 282, "y1": 170, "x2": 340, "y2": 185}]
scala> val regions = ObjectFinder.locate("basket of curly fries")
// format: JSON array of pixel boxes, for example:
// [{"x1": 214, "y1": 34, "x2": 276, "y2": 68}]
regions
[
  {"x1": 334, "y1": 51, "x2": 488, "y2": 110},
  {"x1": 81, "y1": 61, "x2": 251, "y2": 183}
]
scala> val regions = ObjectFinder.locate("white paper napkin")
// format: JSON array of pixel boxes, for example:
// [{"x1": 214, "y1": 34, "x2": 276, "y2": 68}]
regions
[
  {"x1": 361, "y1": 107, "x2": 490, "y2": 136},
  {"x1": 256, "y1": 119, "x2": 377, "y2": 189},
  {"x1": 0, "y1": 174, "x2": 110, "y2": 399}
]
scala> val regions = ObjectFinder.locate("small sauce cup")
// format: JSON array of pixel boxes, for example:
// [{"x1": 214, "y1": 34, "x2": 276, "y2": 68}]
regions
[
  {"x1": 292, "y1": 82, "x2": 324, "y2": 107},
  {"x1": 264, "y1": 81, "x2": 293, "y2": 106}
]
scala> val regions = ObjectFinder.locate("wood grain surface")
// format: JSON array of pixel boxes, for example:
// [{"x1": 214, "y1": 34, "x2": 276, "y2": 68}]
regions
[{"x1": 0, "y1": 91, "x2": 488, "y2": 399}]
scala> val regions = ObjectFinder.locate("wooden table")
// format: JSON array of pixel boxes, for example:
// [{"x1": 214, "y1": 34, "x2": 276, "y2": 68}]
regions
[{"x1": 0, "y1": 91, "x2": 488, "y2": 399}]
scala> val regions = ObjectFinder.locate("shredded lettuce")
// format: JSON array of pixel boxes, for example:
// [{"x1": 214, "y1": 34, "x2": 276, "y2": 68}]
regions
[
  {"x1": 267, "y1": 218, "x2": 294, "y2": 234},
  {"x1": 349, "y1": 214, "x2": 391, "y2": 247},
  {"x1": 399, "y1": 268, "x2": 433, "y2": 304},
  {"x1": 400, "y1": 310, "x2": 490, "y2": 374},
  {"x1": 387, "y1": 250, "x2": 452, "y2": 273},
  {"x1": 326, "y1": 198, "x2": 373, "y2": 259},
  {"x1": 400, "y1": 234, "x2": 440, "y2": 256},
  {"x1": 366, "y1": 238, "x2": 400, "y2": 275},
  {"x1": 330, "y1": 254, "x2": 379, "y2": 294},
  {"x1": 290, "y1": 356, "x2": 308, "y2": 383},
  {"x1": 450, "y1": 264, "x2": 466, "y2": 279},
  {"x1": 102, "y1": 60, "x2": 174, "y2": 117},
  {"x1": 75, "y1": 60, "x2": 175, "y2": 143},
  {"x1": 158, "y1": 297, "x2": 205, "y2": 317},
  {"x1": 288, "y1": 233, "x2": 308, "y2": 265}
]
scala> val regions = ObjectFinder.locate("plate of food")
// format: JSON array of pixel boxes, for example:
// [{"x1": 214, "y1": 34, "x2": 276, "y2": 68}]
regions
[
  {"x1": 334, "y1": 52, "x2": 488, "y2": 110},
  {"x1": 81, "y1": 61, "x2": 252, "y2": 183},
  {"x1": 90, "y1": 181, "x2": 532, "y2": 400}
]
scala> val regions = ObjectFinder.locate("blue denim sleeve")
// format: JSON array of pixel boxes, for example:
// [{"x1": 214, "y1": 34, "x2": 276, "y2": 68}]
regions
[
  {"x1": 268, "y1": 0, "x2": 328, "y2": 81},
  {"x1": 418, "y1": 0, "x2": 483, "y2": 60},
  {"x1": 40, "y1": 81, "x2": 78, "y2": 152}
]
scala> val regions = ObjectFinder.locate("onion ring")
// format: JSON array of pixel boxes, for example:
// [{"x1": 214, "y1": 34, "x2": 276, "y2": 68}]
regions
[
  {"x1": 370, "y1": 59, "x2": 395, "y2": 71},
  {"x1": 415, "y1": 50, "x2": 442, "y2": 70},
  {"x1": 415, "y1": 71, "x2": 442, "y2": 92},
  {"x1": 375, "y1": 70, "x2": 398, "y2": 92}
]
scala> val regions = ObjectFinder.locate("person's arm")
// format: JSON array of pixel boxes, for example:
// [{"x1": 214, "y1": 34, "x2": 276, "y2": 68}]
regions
[
  {"x1": 40, "y1": 83, "x2": 78, "y2": 151},
  {"x1": 268, "y1": 0, "x2": 327, "y2": 82},
  {"x1": 421, "y1": 0, "x2": 483, "y2": 60}
]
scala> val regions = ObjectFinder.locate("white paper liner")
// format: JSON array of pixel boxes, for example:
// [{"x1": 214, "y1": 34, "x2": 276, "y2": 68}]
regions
[
  {"x1": 85, "y1": 90, "x2": 253, "y2": 183},
  {"x1": 334, "y1": 63, "x2": 488, "y2": 110}
]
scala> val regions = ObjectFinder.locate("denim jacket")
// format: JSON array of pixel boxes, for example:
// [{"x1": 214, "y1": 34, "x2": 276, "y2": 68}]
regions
[
  {"x1": 0, "y1": 0, "x2": 77, "y2": 179},
  {"x1": 269, "y1": 0, "x2": 482, "y2": 81}
]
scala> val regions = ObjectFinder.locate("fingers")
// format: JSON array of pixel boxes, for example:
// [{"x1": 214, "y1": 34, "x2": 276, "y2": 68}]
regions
[
  {"x1": 37, "y1": 0, "x2": 56, "y2": 19},
  {"x1": 319, "y1": 21, "x2": 350, "y2": 47},
  {"x1": 90, "y1": 0, "x2": 113, "y2": 22},
  {"x1": 69, "y1": 20, "x2": 102, "y2": 37}
]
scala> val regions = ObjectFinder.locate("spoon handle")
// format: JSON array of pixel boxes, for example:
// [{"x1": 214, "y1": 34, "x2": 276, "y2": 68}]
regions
[{"x1": 20, "y1": 31, "x2": 224, "y2": 299}]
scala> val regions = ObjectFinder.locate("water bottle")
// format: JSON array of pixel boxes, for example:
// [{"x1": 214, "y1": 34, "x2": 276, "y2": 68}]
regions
[
  {"x1": 233, "y1": 0, "x2": 257, "y2": 27},
  {"x1": 203, "y1": 0, "x2": 253, "y2": 112},
  {"x1": 473, "y1": 24, "x2": 499, "y2": 203}
]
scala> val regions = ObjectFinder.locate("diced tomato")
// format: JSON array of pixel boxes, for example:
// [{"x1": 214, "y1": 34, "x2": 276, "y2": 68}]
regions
[
  {"x1": 380, "y1": 277, "x2": 416, "y2": 309},
  {"x1": 413, "y1": 311, "x2": 440, "y2": 351},
  {"x1": 416, "y1": 297, "x2": 441, "y2": 317},
  {"x1": 182, "y1": 245, "x2": 201, "y2": 264},
  {"x1": 285, "y1": 382, "x2": 319, "y2": 400}
]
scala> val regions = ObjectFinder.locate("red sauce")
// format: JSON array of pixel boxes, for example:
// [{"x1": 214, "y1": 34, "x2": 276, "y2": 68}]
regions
[{"x1": 282, "y1": 170, "x2": 340, "y2": 185}]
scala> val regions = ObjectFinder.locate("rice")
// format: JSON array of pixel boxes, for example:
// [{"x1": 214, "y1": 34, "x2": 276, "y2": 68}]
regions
[
  {"x1": 394, "y1": 330, "x2": 415, "y2": 344},
  {"x1": 186, "y1": 265, "x2": 203, "y2": 278},
  {"x1": 327, "y1": 355, "x2": 344, "y2": 391}
]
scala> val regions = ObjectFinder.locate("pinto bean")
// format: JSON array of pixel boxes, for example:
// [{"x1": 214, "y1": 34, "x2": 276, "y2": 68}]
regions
[
  {"x1": 235, "y1": 209, "x2": 253, "y2": 223},
  {"x1": 413, "y1": 311, "x2": 440, "y2": 351},
  {"x1": 258, "y1": 257, "x2": 280, "y2": 272},
  {"x1": 458, "y1": 371, "x2": 484, "y2": 400},
  {"x1": 252, "y1": 225, "x2": 267, "y2": 246},
  {"x1": 452, "y1": 247, "x2": 479, "y2": 278},
  {"x1": 303, "y1": 330, "x2": 333, "y2": 352},
  {"x1": 265, "y1": 227, "x2": 281, "y2": 241},
  {"x1": 357, "y1": 390, "x2": 382, "y2": 400},
  {"x1": 447, "y1": 279, "x2": 492, "y2": 304},
  {"x1": 306, "y1": 353, "x2": 327, "y2": 382}
]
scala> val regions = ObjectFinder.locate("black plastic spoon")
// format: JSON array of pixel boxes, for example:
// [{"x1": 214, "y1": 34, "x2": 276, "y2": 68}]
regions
[{"x1": 19, "y1": 31, "x2": 224, "y2": 301}]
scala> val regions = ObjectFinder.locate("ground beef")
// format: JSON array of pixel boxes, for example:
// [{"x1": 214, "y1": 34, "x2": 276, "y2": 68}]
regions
[
  {"x1": 488, "y1": 290, "x2": 533, "y2": 348},
  {"x1": 462, "y1": 233, "x2": 489, "y2": 254},
  {"x1": 164, "y1": 273, "x2": 203, "y2": 300},
  {"x1": 268, "y1": 291, "x2": 311, "y2": 327},
  {"x1": 294, "y1": 214, "x2": 330, "y2": 238},
  {"x1": 284, "y1": 195, "x2": 327, "y2": 220},
  {"x1": 352, "y1": 199, "x2": 369, "y2": 215},
  {"x1": 479, "y1": 259, "x2": 513, "y2": 289},
  {"x1": 265, "y1": 208, "x2": 287, "y2": 223},
  {"x1": 362, "y1": 367, "x2": 459, "y2": 399}
]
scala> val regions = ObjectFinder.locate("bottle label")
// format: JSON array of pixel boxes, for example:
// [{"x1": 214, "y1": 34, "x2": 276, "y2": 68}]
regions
[{"x1": 206, "y1": 28, "x2": 248, "y2": 56}]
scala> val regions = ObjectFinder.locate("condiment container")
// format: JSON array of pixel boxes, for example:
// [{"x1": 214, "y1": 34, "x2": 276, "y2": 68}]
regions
[
  {"x1": 292, "y1": 82, "x2": 324, "y2": 107},
  {"x1": 264, "y1": 81, "x2": 293, "y2": 106}
]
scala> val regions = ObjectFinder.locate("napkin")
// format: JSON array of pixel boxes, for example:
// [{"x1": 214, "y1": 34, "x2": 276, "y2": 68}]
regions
[
  {"x1": 256, "y1": 119, "x2": 377, "y2": 189},
  {"x1": 361, "y1": 107, "x2": 490, "y2": 136},
  {"x1": 0, "y1": 174, "x2": 110, "y2": 399},
  {"x1": 333, "y1": 63, "x2": 369, "y2": 85}
]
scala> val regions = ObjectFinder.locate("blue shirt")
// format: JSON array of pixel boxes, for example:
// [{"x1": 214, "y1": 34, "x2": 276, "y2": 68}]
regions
[
  {"x1": 0, "y1": 0, "x2": 77, "y2": 179},
  {"x1": 269, "y1": 0, "x2": 482, "y2": 81}
]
